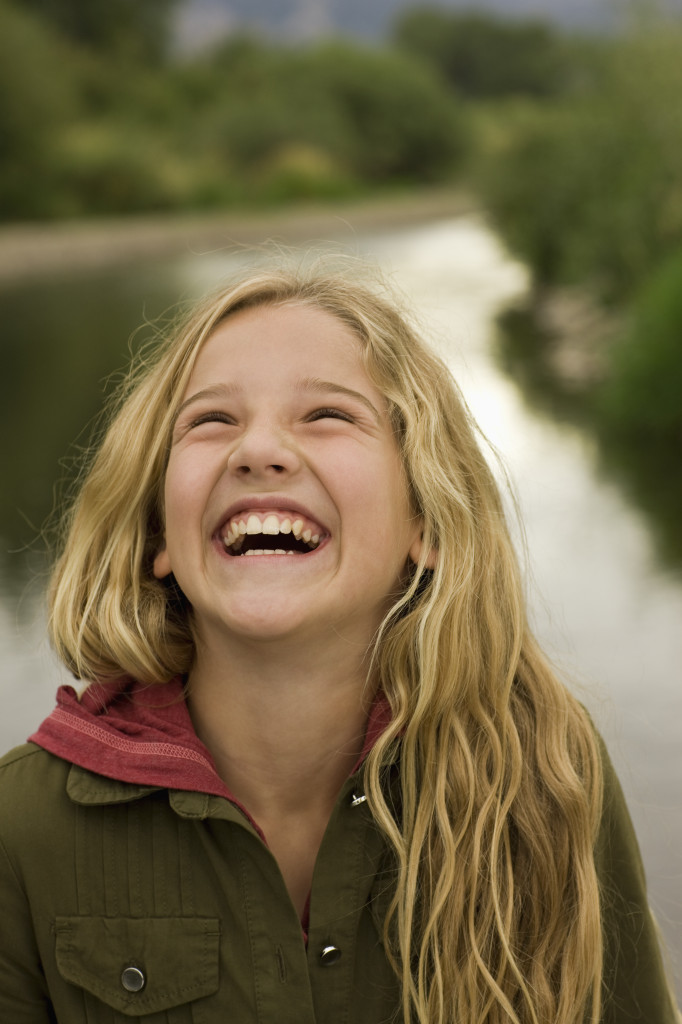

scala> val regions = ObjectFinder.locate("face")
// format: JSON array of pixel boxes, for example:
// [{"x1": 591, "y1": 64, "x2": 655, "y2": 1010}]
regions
[{"x1": 154, "y1": 302, "x2": 425, "y2": 652}]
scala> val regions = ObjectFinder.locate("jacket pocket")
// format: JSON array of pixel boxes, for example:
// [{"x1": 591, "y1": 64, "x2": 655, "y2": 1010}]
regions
[{"x1": 54, "y1": 916, "x2": 220, "y2": 1016}]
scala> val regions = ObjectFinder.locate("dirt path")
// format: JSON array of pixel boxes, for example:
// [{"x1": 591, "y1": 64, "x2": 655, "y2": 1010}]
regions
[{"x1": 0, "y1": 189, "x2": 474, "y2": 284}]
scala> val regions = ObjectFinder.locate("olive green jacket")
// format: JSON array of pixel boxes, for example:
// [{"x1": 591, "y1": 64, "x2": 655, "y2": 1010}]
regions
[{"x1": 0, "y1": 740, "x2": 677, "y2": 1022}]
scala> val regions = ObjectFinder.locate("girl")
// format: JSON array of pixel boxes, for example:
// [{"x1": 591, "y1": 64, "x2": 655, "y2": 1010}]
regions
[{"x1": 0, "y1": 264, "x2": 677, "y2": 1023}]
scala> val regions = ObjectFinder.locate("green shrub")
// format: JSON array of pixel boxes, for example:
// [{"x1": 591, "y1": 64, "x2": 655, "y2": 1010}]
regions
[
  {"x1": 478, "y1": 26, "x2": 682, "y2": 302},
  {"x1": 251, "y1": 145, "x2": 359, "y2": 204},
  {"x1": 598, "y1": 247, "x2": 682, "y2": 443},
  {"x1": 0, "y1": 0, "x2": 80, "y2": 217},
  {"x1": 53, "y1": 122, "x2": 191, "y2": 214},
  {"x1": 298, "y1": 42, "x2": 467, "y2": 182},
  {"x1": 183, "y1": 37, "x2": 467, "y2": 186},
  {"x1": 393, "y1": 6, "x2": 570, "y2": 98},
  {"x1": 19, "y1": 0, "x2": 179, "y2": 62}
]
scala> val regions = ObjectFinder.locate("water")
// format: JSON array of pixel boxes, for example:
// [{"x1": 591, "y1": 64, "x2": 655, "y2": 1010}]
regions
[{"x1": 1, "y1": 213, "x2": 680, "y2": 995}]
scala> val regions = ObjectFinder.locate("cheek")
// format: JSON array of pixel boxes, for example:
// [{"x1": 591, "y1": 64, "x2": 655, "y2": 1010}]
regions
[
  {"x1": 163, "y1": 452, "x2": 212, "y2": 522},
  {"x1": 351, "y1": 456, "x2": 416, "y2": 560},
  {"x1": 154, "y1": 458, "x2": 205, "y2": 568}
]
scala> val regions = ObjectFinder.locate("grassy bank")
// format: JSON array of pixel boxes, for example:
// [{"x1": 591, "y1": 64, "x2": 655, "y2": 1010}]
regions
[
  {"x1": 496, "y1": 293, "x2": 682, "y2": 569},
  {"x1": 0, "y1": 187, "x2": 474, "y2": 283}
]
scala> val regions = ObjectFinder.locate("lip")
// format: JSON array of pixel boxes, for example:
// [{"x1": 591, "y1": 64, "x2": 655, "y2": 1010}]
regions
[{"x1": 214, "y1": 495, "x2": 330, "y2": 539}]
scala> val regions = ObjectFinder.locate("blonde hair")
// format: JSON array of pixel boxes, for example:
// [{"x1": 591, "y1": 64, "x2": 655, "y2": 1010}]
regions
[{"x1": 49, "y1": 262, "x2": 603, "y2": 1024}]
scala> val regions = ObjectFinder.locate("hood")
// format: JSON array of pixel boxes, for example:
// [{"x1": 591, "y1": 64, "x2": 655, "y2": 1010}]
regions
[{"x1": 29, "y1": 676, "x2": 392, "y2": 800}]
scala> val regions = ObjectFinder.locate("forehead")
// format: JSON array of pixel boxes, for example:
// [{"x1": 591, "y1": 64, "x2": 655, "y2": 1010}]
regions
[{"x1": 186, "y1": 301, "x2": 372, "y2": 389}]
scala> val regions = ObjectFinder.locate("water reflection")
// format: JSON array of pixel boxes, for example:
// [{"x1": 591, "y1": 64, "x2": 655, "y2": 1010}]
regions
[{"x1": 1, "y1": 263, "x2": 179, "y2": 582}]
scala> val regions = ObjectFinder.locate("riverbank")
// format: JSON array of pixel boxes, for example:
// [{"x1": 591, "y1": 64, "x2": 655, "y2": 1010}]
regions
[
  {"x1": 496, "y1": 291, "x2": 682, "y2": 572},
  {"x1": 0, "y1": 188, "x2": 474, "y2": 284}
]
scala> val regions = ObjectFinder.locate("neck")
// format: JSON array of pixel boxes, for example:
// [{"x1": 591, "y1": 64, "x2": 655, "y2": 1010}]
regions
[
  {"x1": 186, "y1": 629, "x2": 376, "y2": 819},
  {"x1": 186, "y1": 631, "x2": 377, "y2": 918}
]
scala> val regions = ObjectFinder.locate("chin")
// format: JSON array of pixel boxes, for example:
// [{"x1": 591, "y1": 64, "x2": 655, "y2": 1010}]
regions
[{"x1": 222, "y1": 605, "x2": 320, "y2": 644}]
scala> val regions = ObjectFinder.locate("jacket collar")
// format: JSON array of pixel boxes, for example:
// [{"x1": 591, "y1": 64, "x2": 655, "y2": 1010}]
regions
[
  {"x1": 30, "y1": 675, "x2": 393, "y2": 813},
  {"x1": 30, "y1": 676, "x2": 236, "y2": 797}
]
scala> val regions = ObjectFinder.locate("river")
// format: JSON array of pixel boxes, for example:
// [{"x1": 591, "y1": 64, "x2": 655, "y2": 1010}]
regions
[{"x1": 1, "y1": 211, "x2": 680, "y2": 996}]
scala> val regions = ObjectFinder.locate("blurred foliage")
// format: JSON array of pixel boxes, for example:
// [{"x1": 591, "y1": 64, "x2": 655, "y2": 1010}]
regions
[
  {"x1": 393, "y1": 6, "x2": 571, "y2": 98},
  {"x1": 0, "y1": 2, "x2": 466, "y2": 220},
  {"x1": 476, "y1": 27, "x2": 682, "y2": 302},
  {"x1": 180, "y1": 37, "x2": 466, "y2": 189},
  {"x1": 19, "y1": 0, "x2": 179, "y2": 61},
  {"x1": 598, "y1": 246, "x2": 682, "y2": 444},
  {"x1": 0, "y1": 1, "x2": 82, "y2": 217}
]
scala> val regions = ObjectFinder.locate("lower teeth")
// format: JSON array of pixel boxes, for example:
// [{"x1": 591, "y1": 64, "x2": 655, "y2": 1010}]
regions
[{"x1": 242, "y1": 549, "x2": 296, "y2": 556}]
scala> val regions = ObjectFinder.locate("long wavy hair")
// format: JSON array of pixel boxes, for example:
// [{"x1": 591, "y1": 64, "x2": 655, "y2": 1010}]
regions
[{"x1": 49, "y1": 261, "x2": 603, "y2": 1024}]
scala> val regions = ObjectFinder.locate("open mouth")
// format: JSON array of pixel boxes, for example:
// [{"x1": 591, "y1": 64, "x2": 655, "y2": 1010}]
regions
[{"x1": 220, "y1": 511, "x2": 324, "y2": 557}]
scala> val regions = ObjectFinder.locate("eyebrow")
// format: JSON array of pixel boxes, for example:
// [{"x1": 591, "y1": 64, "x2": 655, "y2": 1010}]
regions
[
  {"x1": 172, "y1": 385, "x2": 240, "y2": 429},
  {"x1": 173, "y1": 379, "x2": 382, "y2": 425},
  {"x1": 296, "y1": 376, "x2": 382, "y2": 422}
]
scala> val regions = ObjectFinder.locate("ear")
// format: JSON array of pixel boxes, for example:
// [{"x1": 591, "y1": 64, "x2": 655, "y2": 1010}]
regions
[
  {"x1": 408, "y1": 531, "x2": 438, "y2": 570},
  {"x1": 153, "y1": 541, "x2": 172, "y2": 579}
]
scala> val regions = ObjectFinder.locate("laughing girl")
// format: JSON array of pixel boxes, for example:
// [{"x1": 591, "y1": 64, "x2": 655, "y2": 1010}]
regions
[{"x1": 0, "y1": 266, "x2": 677, "y2": 1022}]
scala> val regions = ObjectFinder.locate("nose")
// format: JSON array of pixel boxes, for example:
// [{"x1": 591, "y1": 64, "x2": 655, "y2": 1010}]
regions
[{"x1": 226, "y1": 420, "x2": 300, "y2": 479}]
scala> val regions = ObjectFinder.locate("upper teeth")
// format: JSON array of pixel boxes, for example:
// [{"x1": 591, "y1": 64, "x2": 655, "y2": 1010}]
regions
[{"x1": 222, "y1": 513, "x2": 321, "y2": 550}]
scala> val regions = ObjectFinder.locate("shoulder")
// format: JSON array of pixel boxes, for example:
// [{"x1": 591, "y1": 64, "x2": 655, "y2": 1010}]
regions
[
  {"x1": 0, "y1": 741, "x2": 70, "y2": 794},
  {"x1": 0, "y1": 743, "x2": 73, "y2": 854},
  {"x1": 0, "y1": 741, "x2": 54, "y2": 769},
  {"x1": 592, "y1": 736, "x2": 680, "y2": 1021},
  {"x1": 593, "y1": 733, "x2": 649, "y2": 897},
  {"x1": 577, "y1": 713, "x2": 647, "y2": 884}
]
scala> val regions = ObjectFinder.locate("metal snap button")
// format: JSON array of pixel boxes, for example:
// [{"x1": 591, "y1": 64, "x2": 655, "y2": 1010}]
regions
[
  {"x1": 319, "y1": 944, "x2": 342, "y2": 966},
  {"x1": 121, "y1": 965, "x2": 146, "y2": 992}
]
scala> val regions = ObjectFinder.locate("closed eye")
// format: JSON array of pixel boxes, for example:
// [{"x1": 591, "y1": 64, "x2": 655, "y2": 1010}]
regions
[
  {"x1": 189, "y1": 411, "x2": 236, "y2": 428},
  {"x1": 306, "y1": 407, "x2": 355, "y2": 423}
]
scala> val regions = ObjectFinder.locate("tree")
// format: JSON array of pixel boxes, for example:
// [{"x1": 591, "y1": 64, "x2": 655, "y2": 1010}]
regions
[
  {"x1": 393, "y1": 6, "x2": 568, "y2": 98},
  {"x1": 477, "y1": 26, "x2": 682, "y2": 299},
  {"x1": 0, "y1": 1, "x2": 80, "y2": 217},
  {"x1": 193, "y1": 38, "x2": 467, "y2": 185},
  {"x1": 303, "y1": 42, "x2": 466, "y2": 181},
  {"x1": 18, "y1": 0, "x2": 180, "y2": 61}
]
